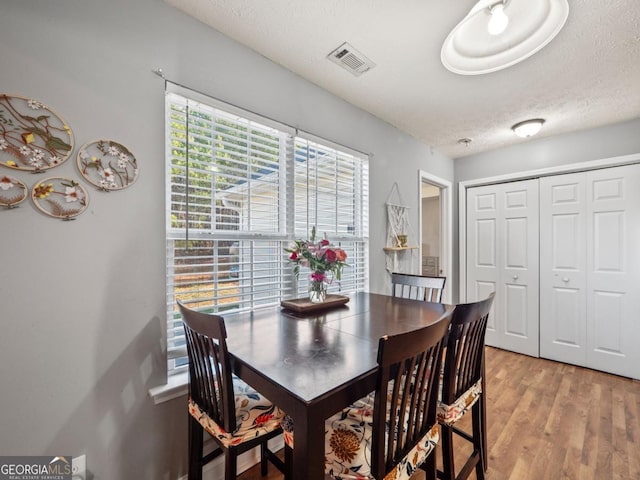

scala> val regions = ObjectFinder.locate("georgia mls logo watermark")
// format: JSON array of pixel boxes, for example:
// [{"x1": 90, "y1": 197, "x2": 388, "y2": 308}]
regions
[{"x1": 0, "y1": 456, "x2": 72, "y2": 480}]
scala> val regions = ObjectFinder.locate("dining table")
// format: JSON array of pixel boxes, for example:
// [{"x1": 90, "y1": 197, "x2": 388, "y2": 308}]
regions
[{"x1": 224, "y1": 291, "x2": 454, "y2": 480}]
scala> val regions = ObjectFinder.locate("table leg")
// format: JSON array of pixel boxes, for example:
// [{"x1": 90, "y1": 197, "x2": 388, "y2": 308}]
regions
[
  {"x1": 291, "y1": 408, "x2": 326, "y2": 480},
  {"x1": 481, "y1": 355, "x2": 488, "y2": 470}
]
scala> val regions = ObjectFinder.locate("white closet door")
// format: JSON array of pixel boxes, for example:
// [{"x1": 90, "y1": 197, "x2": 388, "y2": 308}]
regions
[
  {"x1": 467, "y1": 179, "x2": 539, "y2": 357},
  {"x1": 540, "y1": 173, "x2": 587, "y2": 365},
  {"x1": 540, "y1": 164, "x2": 640, "y2": 379},
  {"x1": 586, "y1": 165, "x2": 640, "y2": 379},
  {"x1": 466, "y1": 185, "x2": 499, "y2": 338}
]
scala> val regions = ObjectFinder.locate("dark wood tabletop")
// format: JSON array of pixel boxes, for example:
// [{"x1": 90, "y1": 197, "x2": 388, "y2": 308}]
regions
[{"x1": 224, "y1": 291, "x2": 454, "y2": 480}]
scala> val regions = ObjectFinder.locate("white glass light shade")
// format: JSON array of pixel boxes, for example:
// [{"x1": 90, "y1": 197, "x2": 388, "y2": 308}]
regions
[
  {"x1": 512, "y1": 119, "x2": 545, "y2": 138},
  {"x1": 488, "y1": 4, "x2": 509, "y2": 35},
  {"x1": 441, "y1": 0, "x2": 569, "y2": 75}
]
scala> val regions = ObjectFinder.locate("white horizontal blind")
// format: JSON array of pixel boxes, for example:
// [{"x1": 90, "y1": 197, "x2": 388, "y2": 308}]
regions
[
  {"x1": 166, "y1": 89, "x2": 368, "y2": 376},
  {"x1": 293, "y1": 137, "x2": 369, "y2": 296},
  {"x1": 167, "y1": 94, "x2": 287, "y2": 234}
]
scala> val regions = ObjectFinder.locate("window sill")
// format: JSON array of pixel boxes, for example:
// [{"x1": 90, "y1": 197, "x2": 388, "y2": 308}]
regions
[{"x1": 149, "y1": 372, "x2": 188, "y2": 404}]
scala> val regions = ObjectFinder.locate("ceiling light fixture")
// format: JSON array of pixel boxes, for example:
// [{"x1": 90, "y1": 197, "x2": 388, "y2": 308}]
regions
[
  {"x1": 487, "y1": 3, "x2": 509, "y2": 36},
  {"x1": 511, "y1": 119, "x2": 545, "y2": 138},
  {"x1": 441, "y1": 0, "x2": 569, "y2": 75}
]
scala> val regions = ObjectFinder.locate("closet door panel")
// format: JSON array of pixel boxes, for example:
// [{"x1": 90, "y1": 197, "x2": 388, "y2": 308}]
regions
[
  {"x1": 467, "y1": 186, "x2": 501, "y2": 342},
  {"x1": 500, "y1": 180, "x2": 539, "y2": 356},
  {"x1": 540, "y1": 173, "x2": 587, "y2": 365},
  {"x1": 505, "y1": 217, "x2": 528, "y2": 268},
  {"x1": 592, "y1": 290, "x2": 624, "y2": 354},
  {"x1": 472, "y1": 280, "x2": 497, "y2": 331},
  {"x1": 476, "y1": 219, "x2": 497, "y2": 267},
  {"x1": 552, "y1": 214, "x2": 581, "y2": 271},
  {"x1": 586, "y1": 165, "x2": 640, "y2": 379},
  {"x1": 551, "y1": 287, "x2": 583, "y2": 346},
  {"x1": 541, "y1": 164, "x2": 640, "y2": 379},
  {"x1": 504, "y1": 283, "x2": 528, "y2": 337},
  {"x1": 503, "y1": 217, "x2": 530, "y2": 339},
  {"x1": 467, "y1": 180, "x2": 539, "y2": 357}
]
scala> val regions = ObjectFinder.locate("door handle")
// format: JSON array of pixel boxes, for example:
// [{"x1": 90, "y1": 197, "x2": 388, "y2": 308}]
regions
[
  {"x1": 562, "y1": 277, "x2": 570, "y2": 282},
  {"x1": 513, "y1": 274, "x2": 519, "y2": 280}
]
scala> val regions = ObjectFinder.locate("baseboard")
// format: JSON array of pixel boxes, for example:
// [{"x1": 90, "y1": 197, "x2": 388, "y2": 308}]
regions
[{"x1": 178, "y1": 436, "x2": 285, "y2": 480}]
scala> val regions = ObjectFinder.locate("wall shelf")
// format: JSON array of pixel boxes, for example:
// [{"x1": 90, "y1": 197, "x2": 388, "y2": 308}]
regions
[
  {"x1": 383, "y1": 246, "x2": 418, "y2": 252},
  {"x1": 384, "y1": 182, "x2": 417, "y2": 272},
  {"x1": 383, "y1": 246, "x2": 418, "y2": 272}
]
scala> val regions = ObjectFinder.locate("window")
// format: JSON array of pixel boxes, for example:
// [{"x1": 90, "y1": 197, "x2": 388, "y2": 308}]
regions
[
  {"x1": 292, "y1": 136, "x2": 369, "y2": 296},
  {"x1": 165, "y1": 85, "x2": 369, "y2": 375}
]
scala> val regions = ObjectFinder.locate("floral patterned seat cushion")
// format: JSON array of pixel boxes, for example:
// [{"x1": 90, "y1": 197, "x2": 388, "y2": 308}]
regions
[
  {"x1": 189, "y1": 375, "x2": 286, "y2": 448},
  {"x1": 437, "y1": 379, "x2": 482, "y2": 425},
  {"x1": 282, "y1": 392, "x2": 440, "y2": 480}
]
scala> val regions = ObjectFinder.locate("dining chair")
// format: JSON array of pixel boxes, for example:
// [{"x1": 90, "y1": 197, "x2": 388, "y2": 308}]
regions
[
  {"x1": 391, "y1": 272, "x2": 446, "y2": 302},
  {"x1": 437, "y1": 292, "x2": 495, "y2": 480},
  {"x1": 177, "y1": 300, "x2": 287, "y2": 480},
  {"x1": 281, "y1": 312, "x2": 452, "y2": 480}
]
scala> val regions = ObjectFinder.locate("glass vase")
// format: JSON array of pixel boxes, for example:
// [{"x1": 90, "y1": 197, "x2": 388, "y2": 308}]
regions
[{"x1": 308, "y1": 280, "x2": 327, "y2": 303}]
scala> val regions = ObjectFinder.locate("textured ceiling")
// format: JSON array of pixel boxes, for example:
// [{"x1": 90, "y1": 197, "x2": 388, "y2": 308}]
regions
[{"x1": 165, "y1": 0, "x2": 640, "y2": 159}]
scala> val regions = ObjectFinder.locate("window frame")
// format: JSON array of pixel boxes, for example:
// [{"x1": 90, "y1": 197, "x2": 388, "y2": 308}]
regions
[{"x1": 165, "y1": 83, "x2": 369, "y2": 377}]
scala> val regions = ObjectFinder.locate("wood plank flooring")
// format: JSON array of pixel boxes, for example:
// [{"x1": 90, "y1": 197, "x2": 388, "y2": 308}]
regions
[{"x1": 239, "y1": 346, "x2": 640, "y2": 480}]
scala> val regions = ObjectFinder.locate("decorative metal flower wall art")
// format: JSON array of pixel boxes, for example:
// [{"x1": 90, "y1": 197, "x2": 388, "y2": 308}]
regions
[
  {"x1": 0, "y1": 94, "x2": 74, "y2": 172},
  {"x1": 0, "y1": 174, "x2": 28, "y2": 208},
  {"x1": 31, "y1": 177, "x2": 89, "y2": 220},
  {"x1": 76, "y1": 139, "x2": 139, "y2": 191}
]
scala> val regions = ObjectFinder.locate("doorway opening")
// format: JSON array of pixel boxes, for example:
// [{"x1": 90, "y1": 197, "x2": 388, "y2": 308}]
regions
[{"x1": 418, "y1": 171, "x2": 452, "y2": 303}]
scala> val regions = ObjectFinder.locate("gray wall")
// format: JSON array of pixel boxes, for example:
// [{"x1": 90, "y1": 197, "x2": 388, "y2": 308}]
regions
[
  {"x1": 0, "y1": 1, "x2": 452, "y2": 478},
  {"x1": 455, "y1": 118, "x2": 640, "y2": 182}
]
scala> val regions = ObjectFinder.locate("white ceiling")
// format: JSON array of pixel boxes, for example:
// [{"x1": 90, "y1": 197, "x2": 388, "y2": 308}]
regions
[{"x1": 166, "y1": 0, "x2": 640, "y2": 159}]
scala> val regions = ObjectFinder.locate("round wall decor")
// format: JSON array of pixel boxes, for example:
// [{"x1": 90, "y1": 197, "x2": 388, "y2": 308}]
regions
[
  {"x1": 0, "y1": 94, "x2": 74, "y2": 171},
  {"x1": 77, "y1": 140, "x2": 139, "y2": 190},
  {"x1": 0, "y1": 174, "x2": 28, "y2": 207},
  {"x1": 31, "y1": 177, "x2": 89, "y2": 220}
]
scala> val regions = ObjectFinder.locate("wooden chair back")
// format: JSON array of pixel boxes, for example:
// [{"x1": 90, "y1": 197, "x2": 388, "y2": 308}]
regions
[
  {"x1": 177, "y1": 300, "x2": 236, "y2": 434},
  {"x1": 370, "y1": 312, "x2": 452, "y2": 478},
  {"x1": 441, "y1": 293, "x2": 495, "y2": 405},
  {"x1": 391, "y1": 272, "x2": 446, "y2": 302}
]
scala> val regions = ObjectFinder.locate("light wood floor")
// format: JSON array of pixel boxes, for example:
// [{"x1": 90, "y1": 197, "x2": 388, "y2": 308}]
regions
[{"x1": 239, "y1": 346, "x2": 640, "y2": 480}]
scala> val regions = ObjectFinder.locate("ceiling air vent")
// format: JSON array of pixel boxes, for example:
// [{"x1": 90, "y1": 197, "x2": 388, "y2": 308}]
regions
[{"x1": 327, "y1": 42, "x2": 376, "y2": 77}]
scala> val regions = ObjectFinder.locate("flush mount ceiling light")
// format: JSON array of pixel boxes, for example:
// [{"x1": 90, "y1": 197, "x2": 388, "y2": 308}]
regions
[
  {"x1": 512, "y1": 118, "x2": 545, "y2": 138},
  {"x1": 441, "y1": 0, "x2": 569, "y2": 75}
]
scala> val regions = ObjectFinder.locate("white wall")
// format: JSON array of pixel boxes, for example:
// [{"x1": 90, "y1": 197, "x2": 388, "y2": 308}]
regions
[{"x1": 0, "y1": 1, "x2": 453, "y2": 478}]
